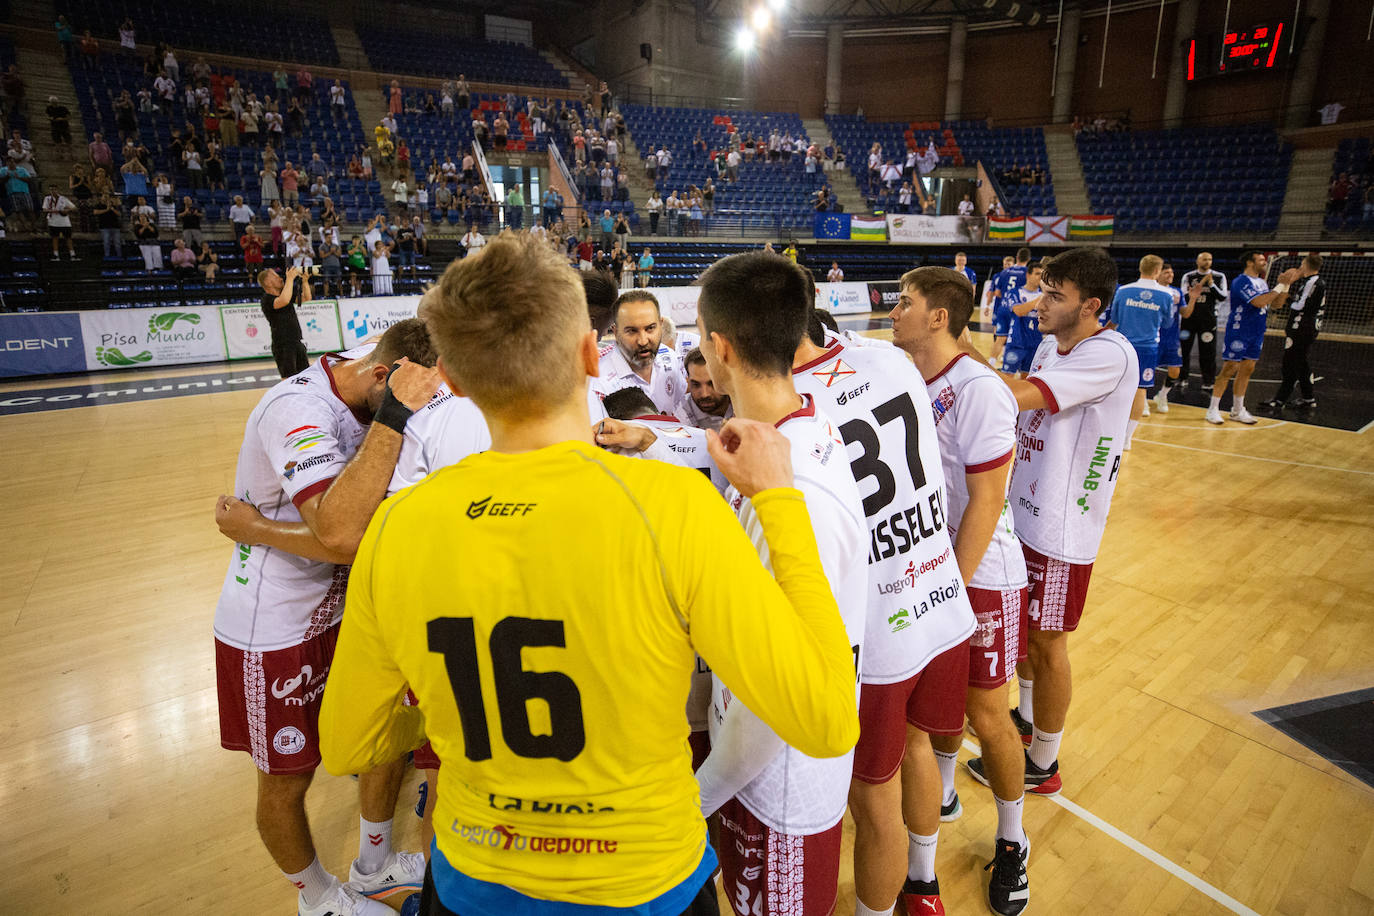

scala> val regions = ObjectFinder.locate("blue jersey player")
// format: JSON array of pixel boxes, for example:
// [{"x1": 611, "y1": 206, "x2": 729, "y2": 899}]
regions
[
  {"x1": 1106, "y1": 255, "x2": 1173, "y2": 433},
  {"x1": 953, "y1": 250, "x2": 977, "y2": 287},
  {"x1": 1207, "y1": 251, "x2": 1298, "y2": 424},
  {"x1": 999, "y1": 261, "x2": 1045, "y2": 377},
  {"x1": 990, "y1": 248, "x2": 1030, "y2": 368},
  {"x1": 1151, "y1": 263, "x2": 1196, "y2": 413}
]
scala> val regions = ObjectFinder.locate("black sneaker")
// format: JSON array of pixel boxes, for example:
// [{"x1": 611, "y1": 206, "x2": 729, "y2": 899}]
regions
[
  {"x1": 940, "y1": 792, "x2": 962, "y2": 822},
  {"x1": 900, "y1": 876, "x2": 944, "y2": 915},
  {"x1": 985, "y1": 836, "x2": 1030, "y2": 915},
  {"x1": 1010, "y1": 707, "x2": 1033, "y2": 746},
  {"x1": 966, "y1": 755, "x2": 991, "y2": 788},
  {"x1": 1201, "y1": 383, "x2": 1214, "y2": 391},
  {"x1": 1293, "y1": 397, "x2": 1317, "y2": 408},
  {"x1": 1259, "y1": 398, "x2": 1285, "y2": 412},
  {"x1": 1023, "y1": 752, "x2": 1062, "y2": 796}
]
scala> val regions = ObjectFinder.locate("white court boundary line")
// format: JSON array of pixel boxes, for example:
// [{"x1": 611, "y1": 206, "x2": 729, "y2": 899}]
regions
[
  {"x1": 1133, "y1": 437, "x2": 1374, "y2": 476},
  {"x1": 960, "y1": 739, "x2": 1262, "y2": 916}
]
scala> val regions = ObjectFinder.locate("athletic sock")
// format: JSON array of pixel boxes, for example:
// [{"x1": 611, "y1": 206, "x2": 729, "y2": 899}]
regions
[
  {"x1": 358, "y1": 816, "x2": 393, "y2": 874},
  {"x1": 1127, "y1": 419, "x2": 1139, "y2": 442},
  {"x1": 907, "y1": 829, "x2": 939, "y2": 883},
  {"x1": 1233, "y1": 394, "x2": 1246, "y2": 413},
  {"x1": 1160, "y1": 382, "x2": 1172, "y2": 397},
  {"x1": 1028, "y1": 728, "x2": 1062, "y2": 771},
  {"x1": 935, "y1": 749, "x2": 959, "y2": 805},
  {"x1": 286, "y1": 857, "x2": 334, "y2": 907},
  {"x1": 994, "y1": 793, "x2": 1028, "y2": 853},
  {"x1": 1018, "y1": 679, "x2": 1034, "y2": 722},
  {"x1": 855, "y1": 900, "x2": 894, "y2": 916},
  {"x1": 1209, "y1": 395, "x2": 1222, "y2": 411}
]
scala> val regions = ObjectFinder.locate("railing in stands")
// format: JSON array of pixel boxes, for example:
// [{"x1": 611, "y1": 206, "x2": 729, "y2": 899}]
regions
[
  {"x1": 548, "y1": 139, "x2": 579, "y2": 206},
  {"x1": 471, "y1": 140, "x2": 497, "y2": 203}
]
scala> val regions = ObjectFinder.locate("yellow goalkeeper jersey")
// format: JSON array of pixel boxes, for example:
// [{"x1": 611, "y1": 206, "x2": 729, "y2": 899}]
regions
[{"x1": 319, "y1": 439, "x2": 858, "y2": 907}]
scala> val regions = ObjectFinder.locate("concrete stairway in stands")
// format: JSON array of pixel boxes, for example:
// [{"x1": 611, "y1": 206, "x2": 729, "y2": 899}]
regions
[
  {"x1": 1042, "y1": 125, "x2": 1091, "y2": 215},
  {"x1": 329, "y1": 22, "x2": 370, "y2": 72},
  {"x1": 803, "y1": 118, "x2": 866, "y2": 214},
  {"x1": 1278, "y1": 147, "x2": 1336, "y2": 239},
  {"x1": 8, "y1": 28, "x2": 90, "y2": 201}
]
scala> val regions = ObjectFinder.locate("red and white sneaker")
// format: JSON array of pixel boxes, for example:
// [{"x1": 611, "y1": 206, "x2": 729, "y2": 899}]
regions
[
  {"x1": 1024, "y1": 754, "x2": 1062, "y2": 796},
  {"x1": 901, "y1": 876, "x2": 945, "y2": 916}
]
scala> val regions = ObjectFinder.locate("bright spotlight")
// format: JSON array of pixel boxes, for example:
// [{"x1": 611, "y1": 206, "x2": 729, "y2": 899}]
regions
[
  {"x1": 751, "y1": 7, "x2": 771, "y2": 30},
  {"x1": 735, "y1": 26, "x2": 756, "y2": 51},
  {"x1": 768, "y1": 0, "x2": 786, "y2": 10}
]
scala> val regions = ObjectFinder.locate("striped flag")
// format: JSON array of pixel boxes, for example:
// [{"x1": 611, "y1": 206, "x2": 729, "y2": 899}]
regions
[
  {"x1": 988, "y1": 216, "x2": 1025, "y2": 240},
  {"x1": 851, "y1": 217, "x2": 887, "y2": 241},
  {"x1": 1069, "y1": 215, "x2": 1114, "y2": 238}
]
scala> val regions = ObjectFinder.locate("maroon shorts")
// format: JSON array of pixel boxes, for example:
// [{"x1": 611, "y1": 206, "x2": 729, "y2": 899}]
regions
[
  {"x1": 717, "y1": 798, "x2": 841, "y2": 916},
  {"x1": 403, "y1": 690, "x2": 441, "y2": 770},
  {"x1": 215, "y1": 623, "x2": 339, "y2": 775},
  {"x1": 967, "y1": 586, "x2": 1029, "y2": 689},
  {"x1": 852, "y1": 643, "x2": 970, "y2": 784},
  {"x1": 689, "y1": 730, "x2": 711, "y2": 773},
  {"x1": 1022, "y1": 544, "x2": 1094, "y2": 633}
]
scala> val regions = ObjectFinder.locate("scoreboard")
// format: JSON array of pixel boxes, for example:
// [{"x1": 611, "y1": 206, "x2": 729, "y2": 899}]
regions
[{"x1": 1186, "y1": 21, "x2": 1291, "y2": 80}]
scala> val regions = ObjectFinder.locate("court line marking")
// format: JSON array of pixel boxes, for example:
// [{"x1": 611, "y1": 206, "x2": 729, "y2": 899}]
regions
[
  {"x1": 1142, "y1": 418, "x2": 1288, "y2": 433},
  {"x1": 960, "y1": 739, "x2": 1262, "y2": 916},
  {"x1": 1132, "y1": 437, "x2": 1374, "y2": 475}
]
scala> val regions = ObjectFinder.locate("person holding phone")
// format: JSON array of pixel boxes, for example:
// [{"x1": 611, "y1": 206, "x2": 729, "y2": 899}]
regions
[{"x1": 259, "y1": 265, "x2": 313, "y2": 378}]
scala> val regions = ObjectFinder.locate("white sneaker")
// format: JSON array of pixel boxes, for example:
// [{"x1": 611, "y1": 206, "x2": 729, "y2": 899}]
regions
[
  {"x1": 1154, "y1": 390, "x2": 1170, "y2": 413},
  {"x1": 348, "y1": 850, "x2": 426, "y2": 901},
  {"x1": 1205, "y1": 408, "x2": 1225, "y2": 425},
  {"x1": 299, "y1": 881, "x2": 394, "y2": 916},
  {"x1": 1229, "y1": 408, "x2": 1258, "y2": 425},
  {"x1": 1141, "y1": 401, "x2": 1150, "y2": 418}
]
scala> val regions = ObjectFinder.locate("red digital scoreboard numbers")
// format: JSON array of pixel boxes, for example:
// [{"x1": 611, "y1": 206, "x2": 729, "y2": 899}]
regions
[{"x1": 1187, "y1": 22, "x2": 1287, "y2": 80}]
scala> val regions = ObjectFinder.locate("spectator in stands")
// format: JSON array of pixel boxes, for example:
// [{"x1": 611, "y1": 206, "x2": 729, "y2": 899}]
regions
[
  {"x1": 598, "y1": 81, "x2": 612, "y2": 116},
  {"x1": 119, "y1": 18, "x2": 136, "y2": 54},
  {"x1": 285, "y1": 96, "x2": 305, "y2": 138},
  {"x1": 598, "y1": 209, "x2": 615, "y2": 251},
  {"x1": 314, "y1": 239, "x2": 340, "y2": 297},
  {"x1": 637, "y1": 247, "x2": 654, "y2": 287},
  {"x1": 198, "y1": 241, "x2": 218, "y2": 282},
  {"x1": 133, "y1": 209, "x2": 161, "y2": 271},
  {"x1": 183, "y1": 144, "x2": 205, "y2": 189},
  {"x1": 42, "y1": 96, "x2": 72, "y2": 154},
  {"x1": 264, "y1": 105, "x2": 284, "y2": 145},
  {"x1": 241, "y1": 224, "x2": 264, "y2": 274},
  {"x1": 170, "y1": 239, "x2": 197, "y2": 299},
  {"x1": 160, "y1": 46, "x2": 179, "y2": 84},
  {"x1": 308, "y1": 174, "x2": 329, "y2": 202},
  {"x1": 1328, "y1": 172, "x2": 1354, "y2": 216},
  {"x1": 121, "y1": 156, "x2": 151, "y2": 199},
  {"x1": 259, "y1": 164, "x2": 279, "y2": 211},
  {"x1": 42, "y1": 185, "x2": 76, "y2": 260},
  {"x1": 94, "y1": 193, "x2": 121, "y2": 258},
  {"x1": 460, "y1": 224, "x2": 487, "y2": 257},
  {"x1": 600, "y1": 164, "x2": 614, "y2": 201},
  {"x1": 0, "y1": 64, "x2": 22, "y2": 126},
  {"x1": 277, "y1": 161, "x2": 299, "y2": 207},
  {"x1": 294, "y1": 65, "x2": 312, "y2": 105},
  {"x1": 53, "y1": 14, "x2": 74, "y2": 60},
  {"x1": 205, "y1": 143, "x2": 225, "y2": 190},
  {"x1": 240, "y1": 105, "x2": 260, "y2": 147},
  {"x1": 665, "y1": 190, "x2": 682, "y2": 236},
  {"x1": 180, "y1": 196, "x2": 204, "y2": 249},
  {"x1": 85, "y1": 131, "x2": 112, "y2": 176},
  {"x1": 148, "y1": 173, "x2": 172, "y2": 228},
  {"x1": 656, "y1": 145, "x2": 672, "y2": 182},
  {"x1": 827, "y1": 261, "x2": 844, "y2": 282},
  {"x1": 958, "y1": 193, "x2": 975, "y2": 216},
  {"x1": 455, "y1": 75, "x2": 470, "y2": 112},
  {"x1": 813, "y1": 187, "x2": 830, "y2": 212},
  {"x1": 2, "y1": 157, "x2": 33, "y2": 232},
  {"x1": 897, "y1": 182, "x2": 912, "y2": 213},
  {"x1": 686, "y1": 196, "x2": 704, "y2": 236},
  {"x1": 506, "y1": 184, "x2": 524, "y2": 230},
  {"x1": 227, "y1": 194, "x2": 253, "y2": 240},
  {"x1": 72, "y1": 35, "x2": 99, "y2": 74},
  {"x1": 397, "y1": 138, "x2": 411, "y2": 176},
  {"x1": 390, "y1": 174, "x2": 410, "y2": 219},
  {"x1": 67, "y1": 164, "x2": 92, "y2": 232},
  {"x1": 394, "y1": 219, "x2": 419, "y2": 282}
]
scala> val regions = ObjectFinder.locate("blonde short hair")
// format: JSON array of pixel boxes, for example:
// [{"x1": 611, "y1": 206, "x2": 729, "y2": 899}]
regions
[
  {"x1": 424, "y1": 231, "x2": 588, "y2": 415},
  {"x1": 1139, "y1": 254, "x2": 1163, "y2": 275}
]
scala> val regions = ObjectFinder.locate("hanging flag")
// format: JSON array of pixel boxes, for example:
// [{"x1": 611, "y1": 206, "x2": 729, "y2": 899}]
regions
[
  {"x1": 987, "y1": 216, "x2": 1025, "y2": 240},
  {"x1": 1069, "y1": 214, "x2": 1115, "y2": 237},
  {"x1": 1026, "y1": 216, "x2": 1069, "y2": 243},
  {"x1": 814, "y1": 212, "x2": 851, "y2": 239},
  {"x1": 850, "y1": 216, "x2": 887, "y2": 241}
]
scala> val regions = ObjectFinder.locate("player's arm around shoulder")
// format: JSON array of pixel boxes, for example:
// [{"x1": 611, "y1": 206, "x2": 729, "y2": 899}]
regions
[{"x1": 672, "y1": 420, "x2": 859, "y2": 759}]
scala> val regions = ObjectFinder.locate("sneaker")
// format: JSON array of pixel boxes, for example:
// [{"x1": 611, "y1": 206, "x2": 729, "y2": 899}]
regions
[
  {"x1": 347, "y1": 851, "x2": 426, "y2": 901},
  {"x1": 298, "y1": 882, "x2": 394, "y2": 916},
  {"x1": 1229, "y1": 408, "x2": 1258, "y2": 425},
  {"x1": 966, "y1": 755, "x2": 991, "y2": 788},
  {"x1": 1153, "y1": 390, "x2": 1170, "y2": 413},
  {"x1": 985, "y1": 836, "x2": 1031, "y2": 916},
  {"x1": 1201, "y1": 383, "x2": 1214, "y2": 391},
  {"x1": 400, "y1": 893, "x2": 422, "y2": 916},
  {"x1": 1293, "y1": 397, "x2": 1317, "y2": 408},
  {"x1": 1259, "y1": 398, "x2": 1285, "y2": 412},
  {"x1": 50, "y1": 255, "x2": 61, "y2": 261},
  {"x1": 1023, "y1": 754, "x2": 1062, "y2": 796},
  {"x1": 940, "y1": 792, "x2": 962, "y2": 822},
  {"x1": 1140, "y1": 401, "x2": 1150, "y2": 418},
  {"x1": 900, "y1": 876, "x2": 945, "y2": 916},
  {"x1": 1205, "y1": 408, "x2": 1225, "y2": 425},
  {"x1": 1010, "y1": 707, "x2": 1033, "y2": 747}
]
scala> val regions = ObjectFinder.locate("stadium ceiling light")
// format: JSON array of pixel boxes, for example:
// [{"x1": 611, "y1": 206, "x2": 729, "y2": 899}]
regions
[
  {"x1": 736, "y1": 25, "x2": 757, "y2": 51},
  {"x1": 751, "y1": 7, "x2": 772, "y2": 31},
  {"x1": 768, "y1": 0, "x2": 786, "y2": 10}
]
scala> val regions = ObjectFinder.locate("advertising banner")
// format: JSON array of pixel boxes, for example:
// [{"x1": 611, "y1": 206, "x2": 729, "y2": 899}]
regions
[
  {"x1": 79, "y1": 305, "x2": 226, "y2": 371},
  {"x1": 221, "y1": 301, "x2": 344, "y2": 359},
  {"x1": 0, "y1": 312, "x2": 88, "y2": 378},
  {"x1": 337, "y1": 296, "x2": 425, "y2": 349},
  {"x1": 865, "y1": 281, "x2": 902, "y2": 313},
  {"x1": 816, "y1": 281, "x2": 872, "y2": 316},
  {"x1": 885, "y1": 214, "x2": 986, "y2": 244},
  {"x1": 651, "y1": 286, "x2": 704, "y2": 327}
]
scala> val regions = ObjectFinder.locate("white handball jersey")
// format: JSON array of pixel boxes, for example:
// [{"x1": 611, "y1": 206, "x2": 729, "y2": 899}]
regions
[
  {"x1": 214, "y1": 356, "x2": 368, "y2": 652},
  {"x1": 924, "y1": 354, "x2": 1028, "y2": 591},
  {"x1": 388, "y1": 384, "x2": 492, "y2": 495},
  {"x1": 711, "y1": 396, "x2": 868, "y2": 833},
  {"x1": 597, "y1": 342, "x2": 687, "y2": 417},
  {"x1": 625, "y1": 414, "x2": 716, "y2": 476},
  {"x1": 793, "y1": 340, "x2": 975, "y2": 684},
  {"x1": 1012, "y1": 329, "x2": 1137, "y2": 564}
]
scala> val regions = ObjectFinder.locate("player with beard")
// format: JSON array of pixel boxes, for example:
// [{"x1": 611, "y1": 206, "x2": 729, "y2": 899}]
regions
[
  {"x1": 597, "y1": 290, "x2": 687, "y2": 416},
  {"x1": 1178, "y1": 252, "x2": 1228, "y2": 392},
  {"x1": 681, "y1": 347, "x2": 733, "y2": 431}
]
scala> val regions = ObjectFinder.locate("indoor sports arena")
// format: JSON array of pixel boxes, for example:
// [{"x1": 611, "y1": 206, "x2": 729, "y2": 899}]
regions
[{"x1": 2, "y1": 1, "x2": 1371, "y2": 914}]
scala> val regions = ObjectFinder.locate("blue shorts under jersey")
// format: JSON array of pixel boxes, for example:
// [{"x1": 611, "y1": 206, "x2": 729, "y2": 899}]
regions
[
  {"x1": 1001, "y1": 345, "x2": 1037, "y2": 375},
  {"x1": 1224, "y1": 326, "x2": 1265, "y2": 362},
  {"x1": 993, "y1": 303, "x2": 1013, "y2": 337},
  {"x1": 1157, "y1": 336, "x2": 1182, "y2": 368},
  {"x1": 1132, "y1": 343, "x2": 1157, "y2": 387}
]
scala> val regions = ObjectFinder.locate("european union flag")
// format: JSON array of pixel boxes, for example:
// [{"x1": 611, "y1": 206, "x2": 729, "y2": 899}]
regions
[{"x1": 814, "y1": 212, "x2": 851, "y2": 239}]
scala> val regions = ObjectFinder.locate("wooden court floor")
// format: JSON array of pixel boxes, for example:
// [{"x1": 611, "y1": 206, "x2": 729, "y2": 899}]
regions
[{"x1": 2, "y1": 328, "x2": 1372, "y2": 915}]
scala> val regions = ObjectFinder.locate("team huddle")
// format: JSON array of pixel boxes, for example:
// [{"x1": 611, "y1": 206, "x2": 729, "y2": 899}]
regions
[{"x1": 213, "y1": 236, "x2": 1172, "y2": 916}]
